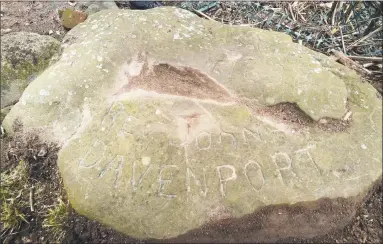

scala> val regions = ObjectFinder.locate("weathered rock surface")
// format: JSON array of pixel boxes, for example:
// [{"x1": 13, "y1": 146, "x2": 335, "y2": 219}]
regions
[
  {"x1": 1, "y1": 32, "x2": 60, "y2": 109},
  {"x1": 81, "y1": 1, "x2": 118, "y2": 15},
  {"x1": 2, "y1": 7, "x2": 382, "y2": 242}
]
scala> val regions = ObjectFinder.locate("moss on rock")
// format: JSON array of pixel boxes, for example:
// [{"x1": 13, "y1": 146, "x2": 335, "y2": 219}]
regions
[{"x1": 1, "y1": 32, "x2": 61, "y2": 108}]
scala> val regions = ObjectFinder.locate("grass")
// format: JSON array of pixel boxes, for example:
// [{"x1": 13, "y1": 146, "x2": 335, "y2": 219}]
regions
[
  {"x1": 0, "y1": 135, "x2": 66, "y2": 243},
  {"x1": 0, "y1": 160, "x2": 29, "y2": 236},
  {"x1": 42, "y1": 198, "x2": 68, "y2": 241}
]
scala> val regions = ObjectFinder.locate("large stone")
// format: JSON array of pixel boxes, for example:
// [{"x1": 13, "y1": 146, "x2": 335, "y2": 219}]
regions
[
  {"x1": 80, "y1": 1, "x2": 118, "y2": 15},
  {"x1": 0, "y1": 32, "x2": 61, "y2": 109},
  {"x1": 2, "y1": 7, "x2": 382, "y2": 242}
]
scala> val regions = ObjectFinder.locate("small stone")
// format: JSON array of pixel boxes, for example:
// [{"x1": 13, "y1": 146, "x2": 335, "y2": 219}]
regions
[
  {"x1": 60, "y1": 8, "x2": 87, "y2": 29},
  {"x1": 68, "y1": 1, "x2": 77, "y2": 7},
  {"x1": 22, "y1": 236, "x2": 32, "y2": 243},
  {"x1": 37, "y1": 147, "x2": 47, "y2": 157},
  {"x1": 1, "y1": 28, "x2": 12, "y2": 35},
  {"x1": 49, "y1": 30, "x2": 53, "y2": 35},
  {"x1": 0, "y1": 6, "x2": 6, "y2": 14}
]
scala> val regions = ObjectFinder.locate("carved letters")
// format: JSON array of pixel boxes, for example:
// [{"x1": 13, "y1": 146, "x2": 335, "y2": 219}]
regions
[
  {"x1": 131, "y1": 161, "x2": 152, "y2": 193},
  {"x1": 244, "y1": 161, "x2": 265, "y2": 191},
  {"x1": 78, "y1": 134, "x2": 321, "y2": 199},
  {"x1": 79, "y1": 140, "x2": 107, "y2": 168},
  {"x1": 195, "y1": 131, "x2": 212, "y2": 150},
  {"x1": 186, "y1": 167, "x2": 208, "y2": 200},
  {"x1": 98, "y1": 155, "x2": 124, "y2": 188},
  {"x1": 158, "y1": 165, "x2": 179, "y2": 198},
  {"x1": 271, "y1": 152, "x2": 297, "y2": 185},
  {"x1": 216, "y1": 165, "x2": 237, "y2": 198}
]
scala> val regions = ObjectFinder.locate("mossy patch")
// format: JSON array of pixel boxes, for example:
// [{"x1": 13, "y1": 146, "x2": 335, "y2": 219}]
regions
[{"x1": 0, "y1": 32, "x2": 61, "y2": 108}]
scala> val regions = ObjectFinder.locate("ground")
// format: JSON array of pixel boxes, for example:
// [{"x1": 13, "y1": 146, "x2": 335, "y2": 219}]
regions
[{"x1": 0, "y1": 1, "x2": 382, "y2": 243}]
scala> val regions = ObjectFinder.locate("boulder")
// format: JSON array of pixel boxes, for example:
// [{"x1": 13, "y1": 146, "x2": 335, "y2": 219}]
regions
[
  {"x1": 80, "y1": 1, "x2": 119, "y2": 15},
  {"x1": 2, "y1": 7, "x2": 382, "y2": 242},
  {"x1": 0, "y1": 32, "x2": 61, "y2": 109}
]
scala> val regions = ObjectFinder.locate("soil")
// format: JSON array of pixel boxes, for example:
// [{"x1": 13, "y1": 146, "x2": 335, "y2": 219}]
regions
[
  {"x1": 0, "y1": 1, "x2": 79, "y2": 40},
  {"x1": 0, "y1": 1, "x2": 382, "y2": 243}
]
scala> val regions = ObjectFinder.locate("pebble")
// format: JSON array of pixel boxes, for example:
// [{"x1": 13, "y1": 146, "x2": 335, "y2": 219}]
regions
[
  {"x1": 38, "y1": 147, "x2": 48, "y2": 157},
  {"x1": 0, "y1": 28, "x2": 12, "y2": 35}
]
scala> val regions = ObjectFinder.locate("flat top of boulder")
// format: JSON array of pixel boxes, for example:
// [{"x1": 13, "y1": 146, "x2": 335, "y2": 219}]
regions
[{"x1": 2, "y1": 7, "x2": 382, "y2": 240}]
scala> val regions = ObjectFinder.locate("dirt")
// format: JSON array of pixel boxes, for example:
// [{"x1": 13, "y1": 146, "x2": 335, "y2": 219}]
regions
[{"x1": 0, "y1": 1, "x2": 78, "y2": 40}]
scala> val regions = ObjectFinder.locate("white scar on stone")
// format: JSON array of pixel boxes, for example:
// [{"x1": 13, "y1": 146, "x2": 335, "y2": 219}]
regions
[{"x1": 142, "y1": 157, "x2": 151, "y2": 166}]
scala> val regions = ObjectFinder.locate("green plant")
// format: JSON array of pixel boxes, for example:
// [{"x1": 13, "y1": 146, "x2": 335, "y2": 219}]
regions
[
  {"x1": 0, "y1": 160, "x2": 30, "y2": 235},
  {"x1": 42, "y1": 198, "x2": 68, "y2": 241}
]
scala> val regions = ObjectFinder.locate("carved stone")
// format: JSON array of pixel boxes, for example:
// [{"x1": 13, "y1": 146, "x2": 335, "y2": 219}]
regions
[{"x1": 2, "y1": 7, "x2": 382, "y2": 242}]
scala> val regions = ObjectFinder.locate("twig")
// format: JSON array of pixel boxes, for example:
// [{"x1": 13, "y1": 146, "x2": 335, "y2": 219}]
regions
[
  {"x1": 29, "y1": 185, "x2": 34, "y2": 212},
  {"x1": 288, "y1": 3, "x2": 296, "y2": 22},
  {"x1": 297, "y1": 12, "x2": 306, "y2": 22},
  {"x1": 330, "y1": 2, "x2": 338, "y2": 26},
  {"x1": 363, "y1": 63, "x2": 374, "y2": 68},
  {"x1": 348, "y1": 26, "x2": 383, "y2": 48},
  {"x1": 339, "y1": 26, "x2": 346, "y2": 54},
  {"x1": 348, "y1": 56, "x2": 382, "y2": 62},
  {"x1": 343, "y1": 111, "x2": 352, "y2": 121},
  {"x1": 330, "y1": 49, "x2": 372, "y2": 75},
  {"x1": 344, "y1": 3, "x2": 354, "y2": 23},
  {"x1": 192, "y1": 9, "x2": 214, "y2": 21}
]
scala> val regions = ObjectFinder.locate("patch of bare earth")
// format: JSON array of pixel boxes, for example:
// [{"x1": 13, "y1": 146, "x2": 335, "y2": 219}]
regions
[{"x1": 0, "y1": 1, "x2": 82, "y2": 40}]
